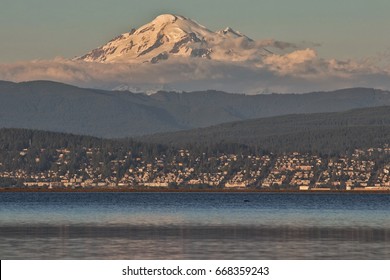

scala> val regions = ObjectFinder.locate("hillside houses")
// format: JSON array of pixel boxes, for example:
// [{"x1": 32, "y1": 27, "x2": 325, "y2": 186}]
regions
[{"x1": 1, "y1": 145, "x2": 390, "y2": 191}]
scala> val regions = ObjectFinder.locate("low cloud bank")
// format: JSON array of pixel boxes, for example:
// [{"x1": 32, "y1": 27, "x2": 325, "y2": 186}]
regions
[{"x1": 1, "y1": 47, "x2": 390, "y2": 94}]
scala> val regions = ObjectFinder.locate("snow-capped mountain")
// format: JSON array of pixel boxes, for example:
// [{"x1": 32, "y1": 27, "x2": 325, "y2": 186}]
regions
[{"x1": 78, "y1": 14, "x2": 271, "y2": 63}]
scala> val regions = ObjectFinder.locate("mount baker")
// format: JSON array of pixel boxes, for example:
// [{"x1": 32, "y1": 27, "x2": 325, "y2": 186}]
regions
[
  {"x1": 2, "y1": 13, "x2": 387, "y2": 93},
  {"x1": 77, "y1": 14, "x2": 281, "y2": 64}
]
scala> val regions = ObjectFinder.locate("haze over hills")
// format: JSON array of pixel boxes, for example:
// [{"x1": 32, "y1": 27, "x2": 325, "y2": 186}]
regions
[{"x1": 1, "y1": 80, "x2": 390, "y2": 138}]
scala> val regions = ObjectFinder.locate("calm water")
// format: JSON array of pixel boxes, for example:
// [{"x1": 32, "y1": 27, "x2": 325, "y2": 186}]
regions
[{"x1": 0, "y1": 192, "x2": 389, "y2": 259}]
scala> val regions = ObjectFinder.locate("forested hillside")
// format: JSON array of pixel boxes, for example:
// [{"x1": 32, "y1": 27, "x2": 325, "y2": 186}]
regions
[{"x1": 141, "y1": 106, "x2": 390, "y2": 154}]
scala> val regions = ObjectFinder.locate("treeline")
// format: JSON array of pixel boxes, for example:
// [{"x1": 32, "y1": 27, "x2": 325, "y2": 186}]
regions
[
  {"x1": 0, "y1": 128, "x2": 258, "y2": 156},
  {"x1": 0, "y1": 128, "x2": 261, "y2": 175},
  {"x1": 0, "y1": 128, "x2": 153, "y2": 175}
]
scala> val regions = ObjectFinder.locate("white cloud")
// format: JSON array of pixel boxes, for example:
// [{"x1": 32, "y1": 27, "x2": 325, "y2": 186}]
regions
[
  {"x1": 263, "y1": 49, "x2": 318, "y2": 75},
  {"x1": 1, "y1": 46, "x2": 390, "y2": 94}
]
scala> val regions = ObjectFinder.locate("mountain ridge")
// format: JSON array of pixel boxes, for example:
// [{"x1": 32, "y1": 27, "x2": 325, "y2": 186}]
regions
[{"x1": 1, "y1": 80, "x2": 390, "y2": 138}]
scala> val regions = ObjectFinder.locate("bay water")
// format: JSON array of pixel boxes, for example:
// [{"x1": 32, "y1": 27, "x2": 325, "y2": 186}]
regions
[{"x1": 0, "y1": 192, "x2": 389, "y2": 259}]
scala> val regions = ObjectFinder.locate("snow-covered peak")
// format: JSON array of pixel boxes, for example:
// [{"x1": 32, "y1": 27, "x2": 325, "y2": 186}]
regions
[
  {"x1": 153, "y1": 14, "x2": 180, "y2": 23},
  {"x1": 77, "y1": 14, "x2": 268, "y2": 63}
]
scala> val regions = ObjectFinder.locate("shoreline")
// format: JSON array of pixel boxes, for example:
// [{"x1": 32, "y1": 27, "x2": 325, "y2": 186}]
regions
[{"x1": 1, "y1": 187, "x2": 390, "y2": 194}]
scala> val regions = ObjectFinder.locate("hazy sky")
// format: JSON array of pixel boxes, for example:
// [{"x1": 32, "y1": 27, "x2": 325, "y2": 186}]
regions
[{"x1": 1, "y1": 0, "x2": 389, "y2": 63}]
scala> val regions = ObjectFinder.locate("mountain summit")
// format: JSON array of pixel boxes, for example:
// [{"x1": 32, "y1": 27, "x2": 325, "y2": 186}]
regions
[{"x1": 78, "y1": 14, "x2": 270, "y2": 63}]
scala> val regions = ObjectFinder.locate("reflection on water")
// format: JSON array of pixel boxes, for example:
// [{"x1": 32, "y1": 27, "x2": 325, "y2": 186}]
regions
[
  {"x1": 1, "y1": 225, "x2": 389, "y2": 259},
  {"x1": 0, "y1": 192, "x2": 389, "y2": 259}
]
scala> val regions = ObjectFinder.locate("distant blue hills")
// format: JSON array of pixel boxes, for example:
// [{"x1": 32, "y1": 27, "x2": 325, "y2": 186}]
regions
[{"x1": 1, "y1": 80, "x2": 390, "y2": 138}]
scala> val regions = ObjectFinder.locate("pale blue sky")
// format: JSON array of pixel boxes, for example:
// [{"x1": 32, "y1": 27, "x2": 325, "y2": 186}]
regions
[{"x1": 1, "y1": 0, "x2": 389, "y2": 63}]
